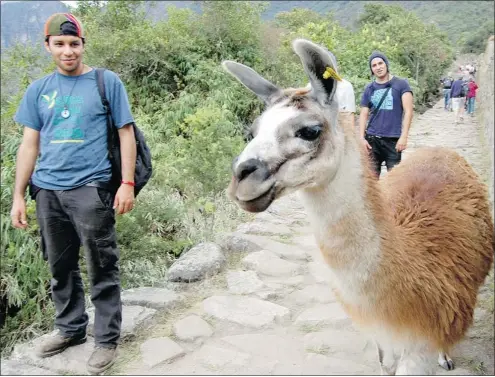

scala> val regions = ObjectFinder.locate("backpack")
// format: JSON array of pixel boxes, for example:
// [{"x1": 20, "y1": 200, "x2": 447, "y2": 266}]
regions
[
  {"x1": 461, "y1": 82, "x2": 469, "y2": 97},
  {"x1": 95, "y1": 68, "x2": 152, "y2": 197},
  {"x1": 442, "y1": 78, "x2": 452, "y2": 89}
]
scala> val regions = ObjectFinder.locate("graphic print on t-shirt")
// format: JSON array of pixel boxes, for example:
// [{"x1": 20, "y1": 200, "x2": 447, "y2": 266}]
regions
[
  {"x1": 41, "y1": 90, "x2": 85, "y2": 144},
  {"x1": 371, "y1": 88, "x2": 393, "y2": 110}
]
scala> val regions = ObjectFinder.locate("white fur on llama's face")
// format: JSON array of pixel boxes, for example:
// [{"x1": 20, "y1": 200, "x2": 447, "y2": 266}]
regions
[{"x1": 234, "y1": 104, "x2": 301, "y2": 178}]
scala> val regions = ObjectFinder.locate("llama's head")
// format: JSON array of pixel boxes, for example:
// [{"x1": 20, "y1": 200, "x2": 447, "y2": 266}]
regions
[{"x1": 223, "y1": 39, "x2": 345, "y2": 212}]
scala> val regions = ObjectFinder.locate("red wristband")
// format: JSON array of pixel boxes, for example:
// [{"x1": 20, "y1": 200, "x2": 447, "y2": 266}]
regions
[{"x1": 121, "y1": 180, "x2": 135, "y2": 187}]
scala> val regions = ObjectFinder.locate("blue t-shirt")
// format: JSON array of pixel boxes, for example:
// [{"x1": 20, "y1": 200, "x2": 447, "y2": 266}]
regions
[
  {"x1": 14, "y1": 69, "x2": 134, "y2": 190},
  {"x1": 360, "y1": 76, "x2": 413, "y2": 138},
  {"x1": 450, "y1": 79, "x2": 464, "y2": 98}
]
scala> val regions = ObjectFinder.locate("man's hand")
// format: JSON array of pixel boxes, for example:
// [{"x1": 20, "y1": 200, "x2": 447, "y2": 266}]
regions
[
  {"x1": 113, "y1": 184, "x2": 135, "y2": 215},
  {"x1": 396, "y1": 135, "x2": 408, "y2": 152},
  {"x1": 361, "y1": 137, "x2": 372, "y2": 151},
  {"x1": 11, "y1": 196, "x2": 28, "y2": 229}
]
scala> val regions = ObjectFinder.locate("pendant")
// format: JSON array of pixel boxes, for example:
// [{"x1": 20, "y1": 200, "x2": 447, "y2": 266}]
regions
[{"x1": 61, "y1": 108, "x2": 71, "y2": 119}]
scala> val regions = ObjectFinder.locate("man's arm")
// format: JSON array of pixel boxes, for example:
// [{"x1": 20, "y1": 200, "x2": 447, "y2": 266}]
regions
[
  {"x1": 11, "y1": 127, "x2": 40, "y2": 229},
  {"x1": 396, "y1": 92, "x2": 413, "y2": 152},
  {"x1": 359, "y1": 106, "x2": 372, "y2": 150},
  {"x1": 359, "y1": 106, "x2": 369, "y2": 139},
  {"x1": 113, "y1": 123, "x2": 136, "y2": 215}
]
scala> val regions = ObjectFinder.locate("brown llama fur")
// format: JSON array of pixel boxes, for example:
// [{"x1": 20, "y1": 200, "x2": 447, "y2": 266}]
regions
[{"x1": 320, "y1": 124, "x2": 494, "y2": 352}]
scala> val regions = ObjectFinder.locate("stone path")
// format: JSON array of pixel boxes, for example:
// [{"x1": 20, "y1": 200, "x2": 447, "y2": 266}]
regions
[{"x1": 2, "y1": 99, "x2": 493, "y2": 375}]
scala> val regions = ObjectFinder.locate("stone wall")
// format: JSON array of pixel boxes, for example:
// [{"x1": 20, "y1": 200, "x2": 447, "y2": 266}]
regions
[{"x1": 477, "y1": 36, "x2": 494, "y2": 205}]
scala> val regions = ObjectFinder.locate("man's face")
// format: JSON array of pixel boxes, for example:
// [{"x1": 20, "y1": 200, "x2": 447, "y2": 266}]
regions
[
  {"x1": 44, "y1": 35, "x2": 84, "y2": 75},
  {"x1": 371, "y1": 57, "x2": 387, "y2": 79}
]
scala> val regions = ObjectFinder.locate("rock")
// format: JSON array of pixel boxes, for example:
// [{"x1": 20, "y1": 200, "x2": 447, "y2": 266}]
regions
[
  {"x1": 303, "y1": 329, "x2": 377, "y2": 364},
  {"x1": 303, "y1": 353, "x2": 377, "y2": 375},
  {"x1": 88, "y1": 305, "x2": 156, "y2": 339},
  {"x1": 190, "y1": 345, "x2": 253, "y2": 371},
  {"x1": 0, "y1": 360, "x2": 57, "y2": 375},
  {"x1": 289, "y1": 284, "x2": 336, "y2": 304},
  {"x1": 167, "y1": 242, "x2": 226, "y2": 282},
  {"x1": 242, "y1": 250, "x2": 301, "y2": 277},
  {"x1": 217, "y1": 233, "x2": 261, "y2": 254},
  {"x1": 236, "y1": 222, "x2": 292, "y2": 236},
  {"x1": 202, "y1": 295, "x2": 290, "y2": 328},
  {"x1": 263, "y1": 275, "x2": 305, "y2": 288},
  {"x1": 307, "y1": 261, "x2": 333, "y2": 284},
  {"x1": 145, "y1": 345, "x2": 277, "y2": 375},
  {"x1": 255, "y1": 290, "x2": 281, "y2": 300},
  {"x1": 436, "y1": 367, "x2": 477, "y2": 375},
  {"x1": 140, "y1": 337, "x2": 185, "y2": 368},
  {"x1": 291, "y1": 233, "x2": 318, "y2": 247},
  {"x1": 11, "y1": 331, "x2": 96, "y2": 375},
  {"x1": 121, "y1": 287, "x2": 184, "y2": 310},
  {"x1": 226, "y1": 270, "x2": 265, "y2": 295},
  {"x1": 294, "y1": 303, "x2": 350, "y2": 328},
  {"x1": 172, "y1": 315, "x2": 213, "y2": 342},
  {"x1": 220, "y1": 333, "x2": 306, "y2": 374}
]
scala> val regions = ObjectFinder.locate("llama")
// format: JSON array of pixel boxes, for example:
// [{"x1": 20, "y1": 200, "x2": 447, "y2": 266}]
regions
[{"x1": 221, "y1": 39, "x2": 494, "y2": 375}]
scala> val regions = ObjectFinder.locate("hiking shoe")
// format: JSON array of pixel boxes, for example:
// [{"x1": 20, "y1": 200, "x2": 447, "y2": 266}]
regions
[
  {"x1": 36, "y1": 332, "x2": 87, "y2": 358},
  {"x1": 87, "y1": 346, "x2": 118, "y2": 375}
]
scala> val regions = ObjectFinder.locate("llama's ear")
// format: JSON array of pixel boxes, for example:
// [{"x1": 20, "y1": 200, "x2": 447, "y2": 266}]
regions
[
  {"x1": 222, "y1": 61, "x2": 282, "y2": 105},
  {"x1": 292, "y1": 39, "x2": 338, "y2": 106}
]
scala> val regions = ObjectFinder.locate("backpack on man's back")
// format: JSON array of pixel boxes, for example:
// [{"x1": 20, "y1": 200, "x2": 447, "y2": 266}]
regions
[
  {"x1": 442, "y1": 77, "x2": 452, "y2": 89},
  {"x1": 95, "y1": 68, "x2": 152, "y2": 197}
]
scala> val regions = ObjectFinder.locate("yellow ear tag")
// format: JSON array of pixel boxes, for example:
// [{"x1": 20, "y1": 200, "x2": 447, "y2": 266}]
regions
[{"x1": 323, "y1": 67, "x2": 342, "y2": 81}]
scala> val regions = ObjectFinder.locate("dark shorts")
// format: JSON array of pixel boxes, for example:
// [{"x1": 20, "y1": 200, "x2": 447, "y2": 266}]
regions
[{"x1": 365, "y1": 133, "x2": 402, "y2": 178}]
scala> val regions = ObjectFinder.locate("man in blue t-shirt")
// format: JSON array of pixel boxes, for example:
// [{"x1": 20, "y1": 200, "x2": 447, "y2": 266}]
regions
[
  {"x1": 9, "y1": 13, "x2": 136, "y2": 374},
  {"x1": 449, "y1": 75, "x2": 466, "y2": 124},
  {"x1": 359, "y1": 51, "x2": 414, "y2": 178}
]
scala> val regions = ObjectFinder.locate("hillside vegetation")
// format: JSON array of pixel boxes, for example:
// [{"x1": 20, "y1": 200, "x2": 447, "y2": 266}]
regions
[
  {"x1": 0, "y1": 0, "x2": 454, "y2": 355},
  {"x1": 1, "y1": 1, "x2": 493, "y2": 53}
]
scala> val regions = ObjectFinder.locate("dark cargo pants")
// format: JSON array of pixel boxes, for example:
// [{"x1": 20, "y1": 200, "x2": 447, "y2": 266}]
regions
[
  {"x1": 365, "y1": 134, "x2": 402, "y2": 178},
  {"x1": 35, "y1": 185, "x2": 121, "y2": 348}
]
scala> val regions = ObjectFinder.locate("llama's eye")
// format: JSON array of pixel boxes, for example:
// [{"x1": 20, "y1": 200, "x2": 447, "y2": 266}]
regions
[{"x1": 295, "y1": 125, "x2": 322, "y2": 141}]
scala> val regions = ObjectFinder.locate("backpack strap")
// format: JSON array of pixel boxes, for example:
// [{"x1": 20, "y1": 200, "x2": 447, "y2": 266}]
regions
[
  {"x1": 367, "y1": 86, "x2": 391, "y2": 129},
  {"x1": 95, "y1": 68, "x2": 118, "y2": 160},
  {"x1": 95, "y1": 68, "x2": 110, "y2": 113}
]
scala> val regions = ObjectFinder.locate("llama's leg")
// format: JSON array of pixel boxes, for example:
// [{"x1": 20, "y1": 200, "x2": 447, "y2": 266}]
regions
[
  {"x1": 438, "y1": 351, "x2": 455, "y2": 371},
  {"x1": 375, "y1": 341, "x2": 399, "y2": 375},
  {"x1": 395, "y1": 348, "x2": 435, "y2": 375}
]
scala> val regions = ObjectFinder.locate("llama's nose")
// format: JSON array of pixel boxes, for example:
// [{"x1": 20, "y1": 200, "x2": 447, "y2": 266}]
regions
[{"x1": 234, "y1": 158, "x2": 270, "y2": 182}]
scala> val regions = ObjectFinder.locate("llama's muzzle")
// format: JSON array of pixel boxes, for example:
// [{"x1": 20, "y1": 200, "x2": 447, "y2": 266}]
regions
[{"x1": 228, "y1": 157, "x2": 276, "y2": 212}]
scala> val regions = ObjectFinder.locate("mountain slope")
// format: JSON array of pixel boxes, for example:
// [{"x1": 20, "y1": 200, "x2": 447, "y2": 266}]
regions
[{"x1": 1, "y1": 1, "x2": 493, "y2": 50}]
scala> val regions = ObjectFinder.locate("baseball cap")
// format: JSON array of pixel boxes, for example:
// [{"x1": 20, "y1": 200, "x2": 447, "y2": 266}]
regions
[{"x1": 44, "y1": 13, "x2": 85, "y2": 40}]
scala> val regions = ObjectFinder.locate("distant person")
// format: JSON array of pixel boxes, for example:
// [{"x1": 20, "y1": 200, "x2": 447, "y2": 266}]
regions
[
  {"x1": 440, "y1": 75, "x2": 453, "y2": 111},
  {"x1": 359, "y1": 51, "x2": 413, "y2": 178},
  {"x1": 466, "y1": 77, "x2": 479, "y2": 116},
  {"x1": 450, "y1": 75, "x2": 466, "y2": 124},
  {"x1": 462, "y1": 78, "x2": 470, "y2": 111},
  {"x1": 468, "y1": 63, "x2": 476, "y2": 75}
]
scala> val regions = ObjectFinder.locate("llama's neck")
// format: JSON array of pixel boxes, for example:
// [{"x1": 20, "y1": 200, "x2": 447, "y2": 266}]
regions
[{"x1": 298, "y1": 131, "x2": 391, "y2": 303}]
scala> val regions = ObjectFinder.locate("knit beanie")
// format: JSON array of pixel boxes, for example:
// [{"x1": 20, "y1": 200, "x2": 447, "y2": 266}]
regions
[
  {"x1": 369, "y1": 51, "x2": 389, "y2": 75},
  {"x1": 44, "y1": 13, "x2": 85, "y2": 40}
]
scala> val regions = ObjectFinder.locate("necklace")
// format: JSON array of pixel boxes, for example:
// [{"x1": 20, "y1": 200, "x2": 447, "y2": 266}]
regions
[{"x1": 57, "y1": 72, "x2": 80, "y2": 119}]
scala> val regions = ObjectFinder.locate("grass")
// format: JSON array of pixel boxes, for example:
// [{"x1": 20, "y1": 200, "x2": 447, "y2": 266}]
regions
[
  {"x1": 298, "y1": 323, "x2": 323, "y2": 334},
  {"x1": 306, "y1": 344, "x2": 330, "y2": 355},
  {"x1": 271, "y1": 233, "x2": 295, "y2": 244},
  {"x1": 467, "y1": 359, "x2": 488, "y2": 375}
]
